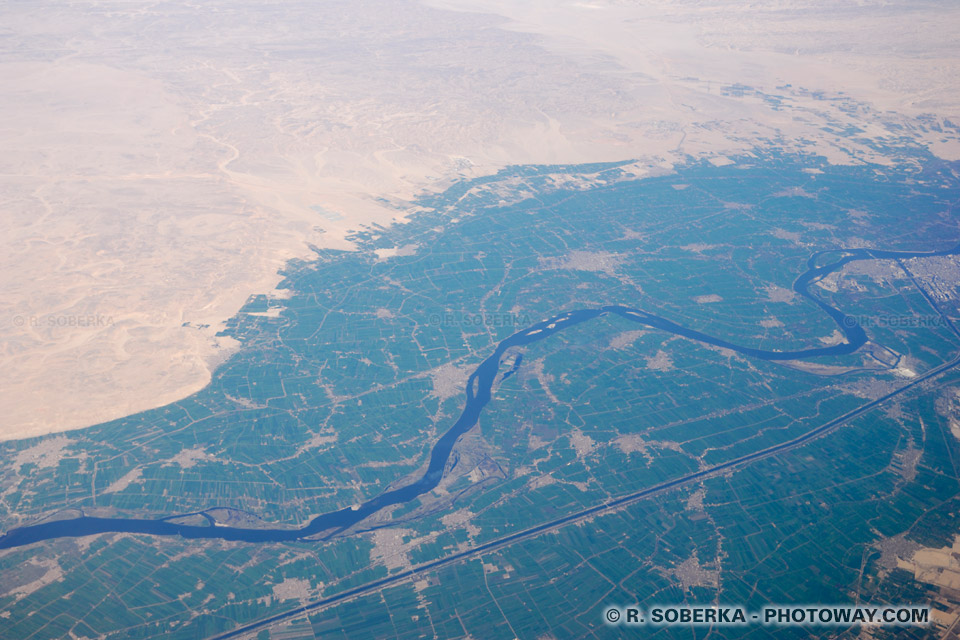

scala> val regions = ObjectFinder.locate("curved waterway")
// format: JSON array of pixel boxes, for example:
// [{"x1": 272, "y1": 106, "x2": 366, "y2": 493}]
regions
[{"x1": 2, "y1": 243, "x2": 958, "y2": 550}]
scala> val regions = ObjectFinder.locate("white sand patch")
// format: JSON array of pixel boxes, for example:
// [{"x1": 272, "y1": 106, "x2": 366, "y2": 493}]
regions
[
  {"x1": 164, "y1": 447, "x2": 213, "y2": 469},
  {"x1": 679, "y1": 243, "x2": 717, "y2": 253},
  {"x1": 702, "y1": 343, "x2": 739, "y2": 359},
  {"x1": 528, "y1": 435, "x2": 550, "y2": 450},
  {"x1": 272, "y1": 578, "x2": 317, "y2": 602},
  {"x1": 298, "y1": 432, "x2": 338, "y2": 453},
  {"x1": 801, "y1": 222, "x2": 836, "y2": 231},
  {"x1": 12, "y1": 436, "x2": 73, "y2": 473},
  {"x1": 441, "y1": 508, "x2": 481, "y2": 539},
  {"x1": 540, "y1": 251, "x2": 623, "y2": 275},
  {"x1": 760, "y1": 318, "x2": 783, "y2": 328},
  {"x1": 764, "y1": 284, "x2": 795, "y2": 303},
  {"x1": 269, "y1": 288, "x2": 295, "y2": 300},
  {"x1": 529, "y1": 474, "x2": 557, "y2": 490},
  {"x1": 569, "y1": 429, "x2": 596, "y2": 458},
  {"x1": 246, "y1": 307, "x2": 283, "y2": 318},
  {"x1": 530, "y1": 358, "x2": 560, "y2": 405},
  {"x1": 608, "y1": 330, "x2": 646, "y2": 350},
  {"x1": 708, "y1": 156, "x2": 734, "y2": 167},
  {"x1": 468, "y1": 466, "x2": 485, "y2": 483},
  {"x1": 693, "y1": 294, "x2": 722, "y2": 304},
  {"x1": 428, "y1": 361, "x2": 472, "y2": 401},
  {"x1": 646, "y1": 350, "x2": 674, "y2": 371},
  {"x1": 370, "y1": 528, "x2": 416, "y2": 572},
  {"x1": 668, "y1": 555, "x2": 719, "y2": 591},
  {"x1": 773, "y1": 186, "x2": 814, "y2": 198},
  {"x1": 613, "y1": 434, "x2": 649, "y2": 457},
  {"x1": 375, "y1": 244, "x2": 419, "y2": 261},
  {"x1": 613, "y1": 434, "x2": 684, "y2": 460},
  {"x1": 686, "y1": 487, "x2": 705, "y2": 512},
  {"x1": 897, "y1": 536, "x2": 960, "y2": 591},
  {"x1": 815, "y1": 273, "x2": 840, "y2": 293},
  {"x1": 818, "y1": 329, "x2": 845, "y2": 346},
  {"x1": 103, "y1": 468, "x2": 143, "y2": 494},
  {"x1": 771, "y1": 228, "x2": 802, "y2": 243}
]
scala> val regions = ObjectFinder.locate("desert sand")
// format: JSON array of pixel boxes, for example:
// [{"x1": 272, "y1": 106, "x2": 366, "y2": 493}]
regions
[{"x1": 1, "y1": 0, "x2": 958, "y2": 440}]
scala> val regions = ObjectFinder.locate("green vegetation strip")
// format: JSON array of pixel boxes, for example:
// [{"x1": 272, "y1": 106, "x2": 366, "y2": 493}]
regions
[{"x1": 209, "y1": 352, "x2": 960, "y2": 639}]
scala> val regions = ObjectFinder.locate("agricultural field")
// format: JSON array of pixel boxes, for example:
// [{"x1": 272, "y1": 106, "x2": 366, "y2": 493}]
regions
[{"x1": 2, "y1": 142, "x2": 960, "y2": 638}]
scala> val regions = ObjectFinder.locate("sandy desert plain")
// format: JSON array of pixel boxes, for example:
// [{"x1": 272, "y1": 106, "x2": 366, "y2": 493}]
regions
[{"x1": 1, "y1": 0, "x2": 959, "y2": 440}]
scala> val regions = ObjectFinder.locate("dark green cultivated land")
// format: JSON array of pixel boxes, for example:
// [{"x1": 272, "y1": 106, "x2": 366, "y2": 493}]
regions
[{"x1": 1, "y1": 144, "x2": 959, "y2": 639}]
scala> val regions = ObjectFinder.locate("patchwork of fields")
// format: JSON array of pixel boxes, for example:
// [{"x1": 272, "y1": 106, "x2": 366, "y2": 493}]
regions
[{"x1": 2, "y1": 147, "x2": 960, "y2": 638}]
